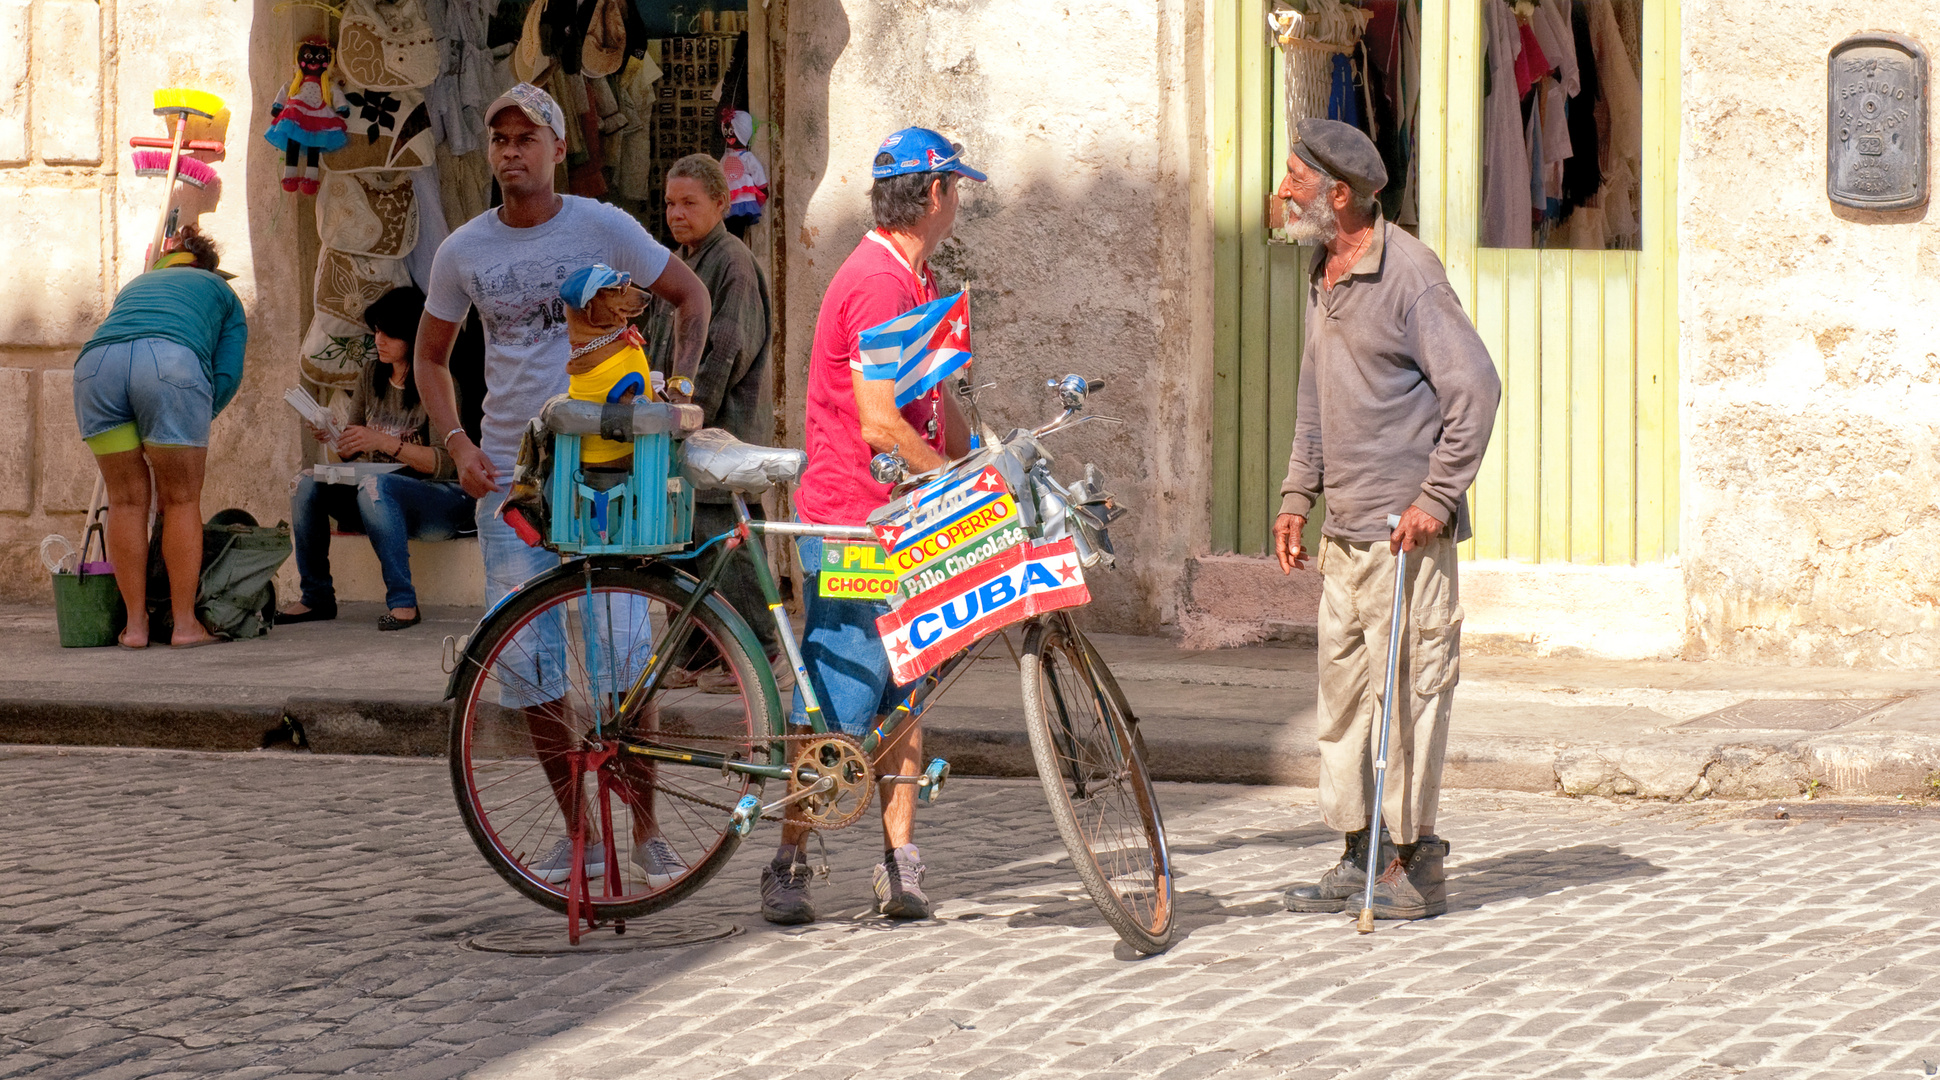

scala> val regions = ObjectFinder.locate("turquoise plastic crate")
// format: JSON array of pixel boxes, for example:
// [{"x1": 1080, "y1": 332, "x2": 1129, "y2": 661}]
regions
[{"x1": 547, "y1": 430, "x2": 694, "y2": 555}]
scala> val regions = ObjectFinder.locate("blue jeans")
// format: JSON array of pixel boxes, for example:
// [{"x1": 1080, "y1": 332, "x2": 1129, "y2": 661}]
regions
[
  {"x1": 476, "y1": 487, "x2": 654, "y2": 708},
  {"x1": 291, "y1": 471, "x2": 475, "y2": 610},
  {"x1": 789, "y1": 535, "x2": 911, "y2": 736}
]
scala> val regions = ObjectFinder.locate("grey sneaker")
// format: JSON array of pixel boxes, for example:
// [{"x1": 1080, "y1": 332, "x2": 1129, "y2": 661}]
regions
[
  {"x1": 533, "y1": 836, "x2": 604, "y2": 885},
  {"x1": 873, "y1": 843, "x2": 932, "y2": 919},
  {"x1": 760, "y1": 849, "x2": 816, "y2": 925},
  {"x1": 633, "y1": 835, "x2": 689, "y2": 888}
]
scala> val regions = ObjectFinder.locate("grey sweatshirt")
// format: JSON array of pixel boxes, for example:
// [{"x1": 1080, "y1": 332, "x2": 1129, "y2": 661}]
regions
[
  {"x1": 643, "y1": 224, "x2": 772, "y2": 504},
  {"x1": 1278, "y1": 217, "x2": 1502, "y2": 543}
]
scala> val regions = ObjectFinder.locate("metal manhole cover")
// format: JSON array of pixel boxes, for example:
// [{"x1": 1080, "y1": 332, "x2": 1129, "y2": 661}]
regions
[
  {"x1": 468, "y1": 919, "x2": 740, "y2": 955},
  {"x1": 1678, "y1": 698, "x2": 1900, "y2": 731}
]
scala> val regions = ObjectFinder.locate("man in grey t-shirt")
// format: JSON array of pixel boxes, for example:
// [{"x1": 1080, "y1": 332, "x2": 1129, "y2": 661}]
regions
[
  {"x1": 415, "y1": 82, "x2": 710, "y2": 887},
  {"x1": 418, "y1": 83, "x2": 708, "y2": 521}
]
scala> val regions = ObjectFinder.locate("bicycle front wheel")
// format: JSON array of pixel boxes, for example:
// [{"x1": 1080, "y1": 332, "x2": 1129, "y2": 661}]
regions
[
  {"x1": 1020, "y1": 613, "x2": 1175, "y2": 954},
  {"x1": 450, "y1": 560, "x2": 781, "y2": 921}
]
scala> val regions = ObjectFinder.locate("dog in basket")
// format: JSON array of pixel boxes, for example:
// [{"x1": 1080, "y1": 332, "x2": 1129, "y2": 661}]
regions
[
  {"x1": 499, "y1": 264, "x2": 659, "y2": 548},
  {"x1": 561, "y1": 262, "x2": 658, "y2": 471}
]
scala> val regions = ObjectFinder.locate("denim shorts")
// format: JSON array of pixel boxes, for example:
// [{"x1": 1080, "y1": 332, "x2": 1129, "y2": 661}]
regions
[{"x1": 72, "y1": 338, "x2": 213, "y2": 449}]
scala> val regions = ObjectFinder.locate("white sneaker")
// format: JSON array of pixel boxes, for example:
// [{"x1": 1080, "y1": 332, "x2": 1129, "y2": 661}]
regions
[
  {"x1": 633, "y1": 835, "x2": 690, "y2": 888},
  {"x1": 532, "y1": 836, "x2": 605, "y2": 885}
]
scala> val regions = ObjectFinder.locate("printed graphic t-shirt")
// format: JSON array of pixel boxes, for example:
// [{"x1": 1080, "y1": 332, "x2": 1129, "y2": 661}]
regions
[
  {"x1": 795, "y1": 232, "x2": 945, "y2": 527},
  {"x1": 425, "y1": 196, "x2": 672, "y2": 472}
]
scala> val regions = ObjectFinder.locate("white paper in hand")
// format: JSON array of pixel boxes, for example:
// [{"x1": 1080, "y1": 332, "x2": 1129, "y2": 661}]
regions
[{"x1": 284, "y1": 387, "x2": 341, "y2": 447}]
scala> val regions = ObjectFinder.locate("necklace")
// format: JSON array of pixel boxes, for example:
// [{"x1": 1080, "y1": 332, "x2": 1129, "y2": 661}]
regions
[
  {"x1": 1325, "y1": 226, "x2": 1375, "y2": 290},
  {"x1": 570, "y1": 325, "x2": 632, "y2": 360}
]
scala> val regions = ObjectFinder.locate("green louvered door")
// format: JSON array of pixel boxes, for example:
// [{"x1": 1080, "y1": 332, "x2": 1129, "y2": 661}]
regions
[{"x1": 1212, "y1": 0, "x2": 1308, "y2": 556}]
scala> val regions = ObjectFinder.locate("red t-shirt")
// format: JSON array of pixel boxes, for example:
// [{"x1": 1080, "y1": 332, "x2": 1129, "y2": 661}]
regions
[{"x1": 795, "y1": 232, "x2": 946, "y2": 526}]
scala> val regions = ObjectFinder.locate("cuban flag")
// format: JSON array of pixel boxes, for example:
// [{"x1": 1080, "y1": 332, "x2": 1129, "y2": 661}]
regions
[{"x1": 859, "y1": 290, "x2": 973, "y2": 408}]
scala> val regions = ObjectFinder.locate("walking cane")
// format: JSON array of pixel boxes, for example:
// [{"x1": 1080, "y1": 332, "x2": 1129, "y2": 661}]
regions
[{"x1": 1356, "y1": 512, "x2": 1410, "y2": 934}]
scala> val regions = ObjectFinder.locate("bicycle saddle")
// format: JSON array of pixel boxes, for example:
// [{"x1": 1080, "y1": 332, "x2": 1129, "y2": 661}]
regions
[
  {"x1": 538, "y1": 396, "x2": 704, "y2": 440},
  {"x1": 681, "y1": 428, "x2": 807, "y2": 493}
]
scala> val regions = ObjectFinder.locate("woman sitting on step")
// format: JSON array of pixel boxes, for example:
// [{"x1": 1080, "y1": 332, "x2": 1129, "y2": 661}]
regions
[{"x1": 280, "y1": 287, "x2": 476, "y2": 631}]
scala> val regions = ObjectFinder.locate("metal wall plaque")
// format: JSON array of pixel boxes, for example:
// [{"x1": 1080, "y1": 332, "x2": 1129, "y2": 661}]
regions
[{"x1": 1828, "y1": 33, "x2": 1928, "y2": 211}]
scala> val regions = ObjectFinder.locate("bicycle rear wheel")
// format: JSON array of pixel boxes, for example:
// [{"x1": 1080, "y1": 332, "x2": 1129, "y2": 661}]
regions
[
  {"x1": 450, "y1": 560, "x2": 781, "y2": 921},
  {"x1": 1020, "y1": 613, "x2": 1175, "y2": 954}
]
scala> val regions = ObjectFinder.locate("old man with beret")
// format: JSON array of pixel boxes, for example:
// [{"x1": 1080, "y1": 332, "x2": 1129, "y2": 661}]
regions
[{"x1": 1272, "y1": 118, "x2": 1501, "y2": 921}]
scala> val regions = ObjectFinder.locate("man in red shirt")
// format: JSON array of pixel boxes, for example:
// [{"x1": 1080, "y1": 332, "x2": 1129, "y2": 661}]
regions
[{"x1": 762, "y1": 127, "x2": 982, "y2": 925}]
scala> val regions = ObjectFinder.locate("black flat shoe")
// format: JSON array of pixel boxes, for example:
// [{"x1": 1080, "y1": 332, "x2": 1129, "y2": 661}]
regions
[
  {"x1": 278, "y1": 606, "x2": 337, "y2": 624},
  {"x1": 377, "y1": 611, "x2": 422, "y2": 632}
]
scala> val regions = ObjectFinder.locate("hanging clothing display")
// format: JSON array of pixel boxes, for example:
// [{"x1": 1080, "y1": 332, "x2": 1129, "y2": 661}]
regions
[
  {"x1": 1479, "y1": 0, "x2": 1642, "y2": 250},
  {"x1": 1327, "y1": 53, "x2": 1362, "y2": 128},
  {"x1": 419, "y1": 0, "x2": 502, "y2": 158},
  {"x1": 1361, "y1": 0, "x2": 1420, "y2": 225},
  {"x1": 1481, "y1": 0, "x2": 1533, "y2": 247},
  {"x1": 1559, "y1": 2, "x2": 1601, "y2": 213}
]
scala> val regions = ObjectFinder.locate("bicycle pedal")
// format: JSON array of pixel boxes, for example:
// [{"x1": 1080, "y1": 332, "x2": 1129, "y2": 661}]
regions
[
  {"x1": 729, "y1": 794, "x2": 760, "y2": 837},
  {"x1": 916, "y1": 757, "x2": 951, "y2": 806}
]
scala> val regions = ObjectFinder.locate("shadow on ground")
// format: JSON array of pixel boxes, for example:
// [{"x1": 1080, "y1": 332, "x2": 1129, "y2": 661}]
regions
[{"x1": 1447, "y1": 843, "x2": 1665, "y2": 912}]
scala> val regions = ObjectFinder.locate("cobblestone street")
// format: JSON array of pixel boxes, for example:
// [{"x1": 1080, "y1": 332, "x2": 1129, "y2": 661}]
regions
[{"x1": 3, "y1": 747, "x2": 1939, "y2": 1079}]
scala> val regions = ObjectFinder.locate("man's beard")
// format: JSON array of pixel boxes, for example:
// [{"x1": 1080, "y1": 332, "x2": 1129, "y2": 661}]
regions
[{"x1": 1284, "y1": 192, "x2": 1339, "y2": 246}]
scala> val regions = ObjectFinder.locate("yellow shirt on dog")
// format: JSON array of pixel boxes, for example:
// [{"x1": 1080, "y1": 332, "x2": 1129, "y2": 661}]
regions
[{"x1": 569, "y1": 336, "x2": 656, "y2": 465}]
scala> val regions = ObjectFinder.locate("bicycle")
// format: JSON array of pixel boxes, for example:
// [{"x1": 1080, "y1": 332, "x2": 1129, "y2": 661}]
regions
[{"x1": 444, "y1": 374, "x2": 1175, "y2": 954}]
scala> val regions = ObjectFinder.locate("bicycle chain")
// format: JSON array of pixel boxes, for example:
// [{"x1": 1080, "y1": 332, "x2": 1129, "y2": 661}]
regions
[{"x1": 613, "y1": 731, "x2": 873, "y2": 828}]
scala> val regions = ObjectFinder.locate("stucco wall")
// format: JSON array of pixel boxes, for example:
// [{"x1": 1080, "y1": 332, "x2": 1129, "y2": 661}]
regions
[
  {"x1": 1681, "y1": 4, "x2": 1940, "y2": 666},
  {"x1": 0, "y1": 0, "x2": 309, "y2": 599},
  {"x1": 775, "y1": 0, "x2": 1210, "y2": 633}
]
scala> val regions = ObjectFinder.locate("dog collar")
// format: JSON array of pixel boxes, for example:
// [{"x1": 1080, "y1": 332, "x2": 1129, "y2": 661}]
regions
[{"x1": 569, "y1": 325, "x2": 641, "y2": 361}]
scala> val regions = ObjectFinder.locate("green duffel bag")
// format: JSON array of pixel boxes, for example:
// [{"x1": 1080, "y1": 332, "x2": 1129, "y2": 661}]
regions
[{"x1": 196, "y1": 510, "x2": 293, "y2": 641}]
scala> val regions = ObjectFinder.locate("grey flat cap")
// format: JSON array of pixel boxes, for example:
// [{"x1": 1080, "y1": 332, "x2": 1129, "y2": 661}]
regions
[{"x1": 1293, "y1": 118, "x2": 1388, "y2": 195}]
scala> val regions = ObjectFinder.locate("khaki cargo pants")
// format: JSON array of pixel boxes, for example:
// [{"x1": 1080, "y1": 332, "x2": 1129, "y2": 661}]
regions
[{"x1": 1315, "y1": 533, "x2": 1463, "y2": 845}]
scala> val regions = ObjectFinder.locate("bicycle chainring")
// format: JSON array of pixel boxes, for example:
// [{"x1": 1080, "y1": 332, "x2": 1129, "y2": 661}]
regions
[{"x1": 792, "y1": 734, "x2": 873, "y2": 830}]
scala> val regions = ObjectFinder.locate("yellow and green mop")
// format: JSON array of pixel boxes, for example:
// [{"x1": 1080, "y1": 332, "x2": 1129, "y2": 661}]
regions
[{"x1": 133, "y1": 87, "x2": 224, "y2": 270}]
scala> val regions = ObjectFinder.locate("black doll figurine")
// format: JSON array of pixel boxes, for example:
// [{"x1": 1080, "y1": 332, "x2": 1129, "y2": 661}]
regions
[{"x1": 265, "y1": 37, "x2": 350, "y2": 194}]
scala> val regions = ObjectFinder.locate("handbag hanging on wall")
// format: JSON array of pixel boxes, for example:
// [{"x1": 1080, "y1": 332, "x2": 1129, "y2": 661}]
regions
[
  {"x1": 316, "y1": 170, "x2": 419, "y2": 258},
  {"x1": 313, "y1": 248, "x2": 413, "y2": 326},
  {"x1": 299, "y1": 308, "x2": 379, "y2": 391},
  {"x1": 324, "y1": 87, "x2": 435, "y2": 172},
  {"x1": 337, "y1": 0, "x2": 442, "y2": 91}
]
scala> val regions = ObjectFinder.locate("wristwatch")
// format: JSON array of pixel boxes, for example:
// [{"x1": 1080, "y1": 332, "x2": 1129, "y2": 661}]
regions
[{"x1": 666, "y1": 375, "x2": 695, "y2": 398}]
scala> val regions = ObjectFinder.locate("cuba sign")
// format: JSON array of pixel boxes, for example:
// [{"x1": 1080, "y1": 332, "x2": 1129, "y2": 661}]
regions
[{"x1": 876, "y1": 538, "x2": 1090, "y2": 684}]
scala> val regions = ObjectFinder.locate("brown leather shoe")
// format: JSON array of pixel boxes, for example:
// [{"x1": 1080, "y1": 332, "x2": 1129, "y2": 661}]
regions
[
  {"x1": 1284, "y1": 829, "x2": 1396, "y2": 913},
  {"x1": 1368, "y1": 835, "x2": 1449, "y2": 920}
]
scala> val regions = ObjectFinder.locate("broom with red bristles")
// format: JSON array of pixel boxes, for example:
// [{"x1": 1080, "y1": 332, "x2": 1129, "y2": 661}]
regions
[{"x1": 135, "y1": 88, "x2": 224, "y2": 269}]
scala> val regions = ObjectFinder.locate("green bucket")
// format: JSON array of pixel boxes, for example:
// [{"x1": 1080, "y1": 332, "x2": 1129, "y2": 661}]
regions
[{"x1": 51, "y1": 522, "x2": 124, "y2": 648}]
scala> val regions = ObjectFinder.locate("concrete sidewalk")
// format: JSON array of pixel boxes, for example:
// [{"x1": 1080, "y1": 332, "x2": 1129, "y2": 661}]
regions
[{"x1": 6, "y1": 603, "x2": 1940, "y2": 799}]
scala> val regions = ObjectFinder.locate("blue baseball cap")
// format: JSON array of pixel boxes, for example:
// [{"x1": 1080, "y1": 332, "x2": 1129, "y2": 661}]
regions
[
  {"x1": 871, "y1": 127, "x2": 987, "y2": 182},
  {"x1": 559, "y1": 264, "x2": 630, "y2": 309}
]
